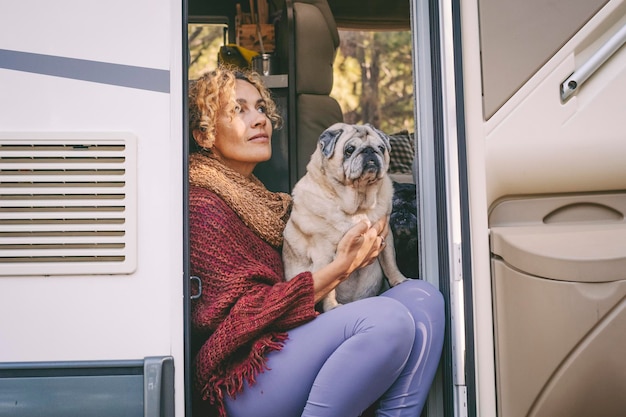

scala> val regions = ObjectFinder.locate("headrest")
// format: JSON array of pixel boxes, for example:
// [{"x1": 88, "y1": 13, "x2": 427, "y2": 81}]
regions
[{"x1": 293, "y1": 0, "x2": 340, "y2": 95}]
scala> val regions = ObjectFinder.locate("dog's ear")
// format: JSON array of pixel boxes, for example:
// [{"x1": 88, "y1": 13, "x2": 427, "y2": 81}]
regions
[
  {"x1": 366, "y1": 124, "x2": 391, "y2": 152},
  {"x1": 319, "y1": 128, "x2": 343, "y2": 158}
]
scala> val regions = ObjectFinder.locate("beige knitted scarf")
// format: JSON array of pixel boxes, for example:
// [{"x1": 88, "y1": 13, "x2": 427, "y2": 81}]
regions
[{"x1": 188, "y1": 151, "x2": 292, "y2": 248}]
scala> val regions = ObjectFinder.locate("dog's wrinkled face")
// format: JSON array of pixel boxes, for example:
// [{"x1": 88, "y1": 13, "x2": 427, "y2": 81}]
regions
[{"x1": 318, "y1": 123, "x2": 391, "y2": 185}]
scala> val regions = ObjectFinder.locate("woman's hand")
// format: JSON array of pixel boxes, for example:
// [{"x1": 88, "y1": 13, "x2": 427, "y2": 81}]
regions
[
  {"x1": 336, "y1": 217, "x2": 389, "y2": 276},
  {"x1": 310, "y1": 217, "x2": 389, "y2": 303}
]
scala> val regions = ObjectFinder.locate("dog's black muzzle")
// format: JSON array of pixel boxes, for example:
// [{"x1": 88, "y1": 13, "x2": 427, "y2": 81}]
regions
[{"x1": 360, "y1": 147, "x2": 381, "y2": 173}]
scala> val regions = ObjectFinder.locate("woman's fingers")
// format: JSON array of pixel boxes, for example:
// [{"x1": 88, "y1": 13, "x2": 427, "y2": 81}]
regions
[
  {"x1": 372, "y1": 216, "x2": 389, "y2": 241},
  {"x1": 338, "y1": 219, "x2": 389, "y2": 271},
  {"x1": 346, "y1": 220, "x2": 369, "y2": 241}
]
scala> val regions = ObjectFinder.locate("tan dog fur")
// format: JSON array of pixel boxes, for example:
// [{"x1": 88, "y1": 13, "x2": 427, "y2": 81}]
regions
[{"x1": 283, "y1": 123, "x2": 408, "y2": 312}]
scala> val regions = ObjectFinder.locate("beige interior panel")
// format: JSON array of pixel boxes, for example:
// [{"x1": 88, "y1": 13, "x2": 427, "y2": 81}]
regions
[
  {"x1": 492, "y1": 261, "x2": 626, "y2": 417},
  {"x1": 478, "y1": 0, "x2": 607, "y2": 118},
  {"x1": 530, "y1": 303, "x2": 626, "y2": 417},
  {"x1": 484, "y1": 2, "x2": 626, "y2": 207},
  {"x1": 490, "y1": 192, "x2": 626, "y2": 282},
  {"x1": 492, "y1": 223, "x2": 626, "y2": 282},
  {"x1": 463, "y1": 1, "x2": 626, "y2": 414},
  {"x1": 490, "y1": 192, "x2": 626, "y2": 416},
  {"x1": 489, "y1": 193, "x2": 626, "y2": 226}
]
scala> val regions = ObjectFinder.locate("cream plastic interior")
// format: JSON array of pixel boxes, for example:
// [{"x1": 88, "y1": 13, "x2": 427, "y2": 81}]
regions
[
  {"x1": 476, "y1": 1, "x2": 626, "y2": 415},
  {"x1": 489, "y1": 193, "x2": 626, "y2": 417},
  {"x1": 478, "y1": 0, "x2": 608, "y2": 119},
  {"x1": 491, "y1": 194, "x2": 626, "y2": 282}
]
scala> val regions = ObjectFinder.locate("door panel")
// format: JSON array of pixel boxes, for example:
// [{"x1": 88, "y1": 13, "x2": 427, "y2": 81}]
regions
[
  {"x1": 489, "y1": 193, "x2": 626, "y2": 416},
  {"x1": 484, "y1": 3, "x2": 626, "y2": 205},
  {"x1": 491, "y1": 261, "x2": 626, "y2": 417},
  {"x1": 464, "y1": 0, "x2": 626, "y2": 417},
  {"x1": 478, "y1": 0, "x2": 608, "y2": 118}
]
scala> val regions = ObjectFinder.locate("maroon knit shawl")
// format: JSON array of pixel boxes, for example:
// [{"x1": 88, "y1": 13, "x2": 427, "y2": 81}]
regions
[{"x1": 189, "y1": 185, "x2": 317, "y2": 416}]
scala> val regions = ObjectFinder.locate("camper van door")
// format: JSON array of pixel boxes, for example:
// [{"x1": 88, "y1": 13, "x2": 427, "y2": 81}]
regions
[{"x1": 431, "y1": 0, "x2": 626, "y2": 416}]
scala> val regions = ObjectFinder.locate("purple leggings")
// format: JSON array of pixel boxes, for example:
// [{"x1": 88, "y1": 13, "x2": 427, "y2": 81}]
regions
[{"x1": 224, "y1": 279, "x2": 445, "y2": 417}]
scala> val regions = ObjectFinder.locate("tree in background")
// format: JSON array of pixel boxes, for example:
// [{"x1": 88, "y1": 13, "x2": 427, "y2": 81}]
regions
[
  {"x1": 332, "y1": 30, "x2": 414, "y2": 134},
  {"x1": 188, "y1": 24, "x2": 225, "y2": 80}
]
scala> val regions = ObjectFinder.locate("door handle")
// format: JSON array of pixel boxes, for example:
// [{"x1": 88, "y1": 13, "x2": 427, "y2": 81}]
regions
[
  {"x1": 190, "y1": 275, "x2": 202, "y2": 300},
  {"x1": 561, "y1": 23, "x2": 626, "y2": 102},
  {"x1": 144, "y1": 356, "x2": 175, "y2": 417}
]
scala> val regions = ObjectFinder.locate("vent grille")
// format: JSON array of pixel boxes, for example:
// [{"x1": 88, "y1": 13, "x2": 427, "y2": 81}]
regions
[{"x1": 0, "y1": 133, "x2": 137, "y2": 276}]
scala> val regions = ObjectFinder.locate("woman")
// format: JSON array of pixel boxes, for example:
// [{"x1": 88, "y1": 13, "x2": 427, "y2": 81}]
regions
[{"x1": 188, "y1": 66, "x2": 445, "y2": 417}]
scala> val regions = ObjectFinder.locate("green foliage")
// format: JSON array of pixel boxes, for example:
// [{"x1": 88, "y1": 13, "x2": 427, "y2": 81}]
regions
[
  {"x1": 188, "y1": 24, "x2": 225, "y2": 80},
  {"x1": 332, "y1": 30, "x2": 414, "y2": 134}
]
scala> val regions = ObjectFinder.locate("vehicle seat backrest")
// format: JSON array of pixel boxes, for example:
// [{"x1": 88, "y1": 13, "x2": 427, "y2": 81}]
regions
[{"x1": 277, "y1": 0, "x2": 344, "y2": 181}]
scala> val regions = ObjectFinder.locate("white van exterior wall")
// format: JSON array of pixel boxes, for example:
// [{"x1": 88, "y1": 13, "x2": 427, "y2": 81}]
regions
[{"x1": 0, "y1": 1, "x2": 185, "y2": 415}]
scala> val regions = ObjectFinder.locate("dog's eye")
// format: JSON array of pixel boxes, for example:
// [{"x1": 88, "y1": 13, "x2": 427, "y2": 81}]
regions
[
  {"x1": 344, "y1": 145, "x2": 355, "y2": 157},
  {"x1": 378, "y1": 145, "x2": 386, "y2": 153}
]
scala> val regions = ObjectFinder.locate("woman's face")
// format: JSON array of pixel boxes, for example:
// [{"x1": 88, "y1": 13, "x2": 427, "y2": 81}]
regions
[{"x1": 211, "y1": 79, "x2": 273, "y2": 177}]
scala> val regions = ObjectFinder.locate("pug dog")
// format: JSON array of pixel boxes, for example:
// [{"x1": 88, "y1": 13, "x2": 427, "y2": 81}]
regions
[{"x1": 283, "y1": 122, "x2": 408, "y2": 312}]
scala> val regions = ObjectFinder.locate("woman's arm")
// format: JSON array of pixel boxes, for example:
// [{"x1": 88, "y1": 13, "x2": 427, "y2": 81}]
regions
[
  {"x1": 190, "y1": 188, "x2": 317, "y2": 332},
  {"x1": 310, "y1": 217, "x2": 389, "y2": 303}
]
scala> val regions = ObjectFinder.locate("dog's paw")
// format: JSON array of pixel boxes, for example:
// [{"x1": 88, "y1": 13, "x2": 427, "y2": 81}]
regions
[
  {"x1": 389, "y1": 276, "x2": 409, "y2": 287},
  {"x1": 322, "y1": 299, "x2": 343, "y2": 312}
]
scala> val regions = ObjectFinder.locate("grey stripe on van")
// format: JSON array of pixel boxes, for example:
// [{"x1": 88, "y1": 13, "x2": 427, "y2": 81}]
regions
[{"x1": 0, "y1": 49, "x2": 170, "y2": 93}]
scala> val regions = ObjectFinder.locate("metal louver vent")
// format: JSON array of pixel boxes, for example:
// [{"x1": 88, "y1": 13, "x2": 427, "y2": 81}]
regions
[{"x1": 0, "y1": 132, "x2": 137, "y2": 276}]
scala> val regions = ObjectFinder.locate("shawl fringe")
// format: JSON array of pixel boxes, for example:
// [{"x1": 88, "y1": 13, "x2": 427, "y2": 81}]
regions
[{"x1": 201, "y1": 332, "x2": 289, "y2": 417}]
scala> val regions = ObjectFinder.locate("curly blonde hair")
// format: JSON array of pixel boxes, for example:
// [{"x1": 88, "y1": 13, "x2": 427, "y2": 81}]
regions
[{"x1": 188, "y1": 65, "x2": 282, "y2": 153}]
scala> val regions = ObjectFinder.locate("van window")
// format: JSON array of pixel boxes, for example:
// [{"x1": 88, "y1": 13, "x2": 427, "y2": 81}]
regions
[
  {"x1": 187, "y1": 24, "x2": 415, "y2": 137},
  {"x1": 332, "y1": 29, "x2": 414, "y2": 134},
  {"x1": 188, "y1": 22, "x2": 227, "y2": 79}
]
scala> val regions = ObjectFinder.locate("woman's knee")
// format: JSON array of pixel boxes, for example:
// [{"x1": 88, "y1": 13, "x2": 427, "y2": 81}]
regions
[
  {"x1": 386, "y1": 279, "x2": 444, "y2": 315},
  {"x1": 358, "y1": 297, "x2": 416, "y2": 350},
  {"x1": 417, "y1": 280, "x2": 445, "y2": 316}
]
